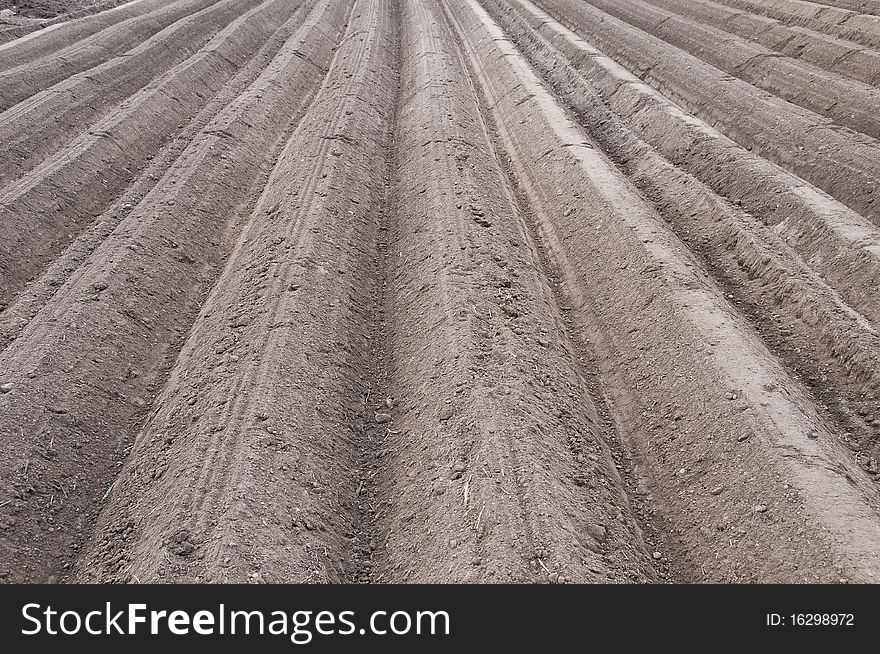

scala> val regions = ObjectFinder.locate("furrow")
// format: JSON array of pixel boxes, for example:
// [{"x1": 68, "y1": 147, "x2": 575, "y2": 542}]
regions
[
  {"x1": 0, "y1": 0, "x2": 347, "y2": 584},
  {"x1": 643, "y1": 0, "x2": 880, "y2": 87},
  {"x1": 1, "y1": 0, "x2": 877, "y2": 588},
  {"x1": 72, "y1": 0, "x2": 381, "y2": 584},
  {"x1": 0, "y1": 0, "x2": 165, "y2": 68},
  {"x1": 366, "y1": 0, "x2": 655, "y2": 583},
  {"x1": 810, "y1": 0, "x2": 880, "y2": 15},
  {"x1": 449, "y1": 0, "x2": 880, "y2": 582},
  {"x1": 0, "y1": 0, "x2": 221, "y2": 110},
  {"x1": 0, "y1": 0, "x2": 305, "y2": 310},
  {"x1": 483, "y1": 0, "x2": 880, "y2": 484},
  {"x1": 0, "y1": 1, "x2": 313, "y2": 353},
  {"x1": 0, "y1": 0, "x2": 269, "y2": 176},
  {"x1": 529, "y1": 0, "x2": 880, "y2": 225},
  {"x1": 714, "y1": 0, "x2": 880, "y2": 50},
  {"x1": 573, "y1": 0, "x2": 880, "y2": 138}
]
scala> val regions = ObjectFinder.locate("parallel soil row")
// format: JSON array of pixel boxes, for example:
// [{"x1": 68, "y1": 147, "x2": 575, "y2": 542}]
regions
[
  {"x1": 368, "y1": 0, "x2": 653, "y2": 583},
  {"x1": 0, "y1": 0, "x2": 878, "y2": 583},
  {"x1": 0, "y1": 0, "x2": 351, "y2": 583},
  {"x1": 643, "y1": 0, "x2": 880, "y2": 86},
  {"x1": 573, "y1": 0, "x2": 880, "y2": 139},
  {"x1": 714, "y1": 0, "x2": 880, "y2": 49},
  {"x1": 529, "y1": 0, "x2": 880, "y2": 225},
  {"x1": 803, "y1": 0, "x2": 880, "y2": 16},
  {"x1": 448, "y1": 0, "x2": 880, "y2": 583},
  {"x1": 0, "y1": 0, "x2": 307, "y2": 309},
  {"x1": 495, "y1": 0, "x2": 880, "y2": 465},
  {"x1": 0, "y1": 0, "x2": 156, "y2": 54},
  {"x1": 0, "y1": 0, "x2": 311, "y2": 350},
  {"x1": 76, "y1": 0, "x2": 657, "y2": 584},
  {"x1": 78, "y1": 0, "x2": 397, "y2": 584},
  {"x1": 0, "y1": 0, "x2": 219, "y2": 111}
]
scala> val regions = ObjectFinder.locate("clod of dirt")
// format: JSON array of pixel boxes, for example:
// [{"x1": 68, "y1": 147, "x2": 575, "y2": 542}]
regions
[
  {"x1": 168, "y1": 529, "x2": 195, "y2": 556},
  {"x1": 501, "y1": 303, "x2": 518, "y2": 318},
  {"x1": 167, "y1": 528, "x2": 195, "y2": 556},
  {"x1": 585, "y1": 523, "x2": 607, "y2": 543},
  {"x1": 0, "y1": 383, "x2": 13, "y2": 393},
  {"x1": 438, "y1": 406, "x2": 454, "y2": 421}
]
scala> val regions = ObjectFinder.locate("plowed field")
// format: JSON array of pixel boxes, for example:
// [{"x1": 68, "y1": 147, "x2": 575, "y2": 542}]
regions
[{"x1": 1, "y1": 0, "x2": 879, "y2": 583}]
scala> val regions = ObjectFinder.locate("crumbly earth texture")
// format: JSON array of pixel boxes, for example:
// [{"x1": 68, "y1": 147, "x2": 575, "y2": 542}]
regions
[
  {"x1": 1, "y1": 0, "x2": 880, "y2": 584},
  {"x1": 0, "y1": 1, "x2": 124, "y2": 20}
]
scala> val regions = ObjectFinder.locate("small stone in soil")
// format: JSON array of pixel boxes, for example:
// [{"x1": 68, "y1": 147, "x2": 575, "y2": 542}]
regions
[
  {"x1": 0, "y1": 383, "x2": 13, "y2": 393},
  {"x1": 438, "y1": 407, "x2": 454, "y2": 421},
  {"x1": 374, "y1": 413, "x2": 391, "y2": 424}
]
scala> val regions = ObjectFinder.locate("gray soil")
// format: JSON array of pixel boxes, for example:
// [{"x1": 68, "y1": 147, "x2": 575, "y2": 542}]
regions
[{"x1": 1, "y1": 0, "x2": 879, "y2": 583}]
